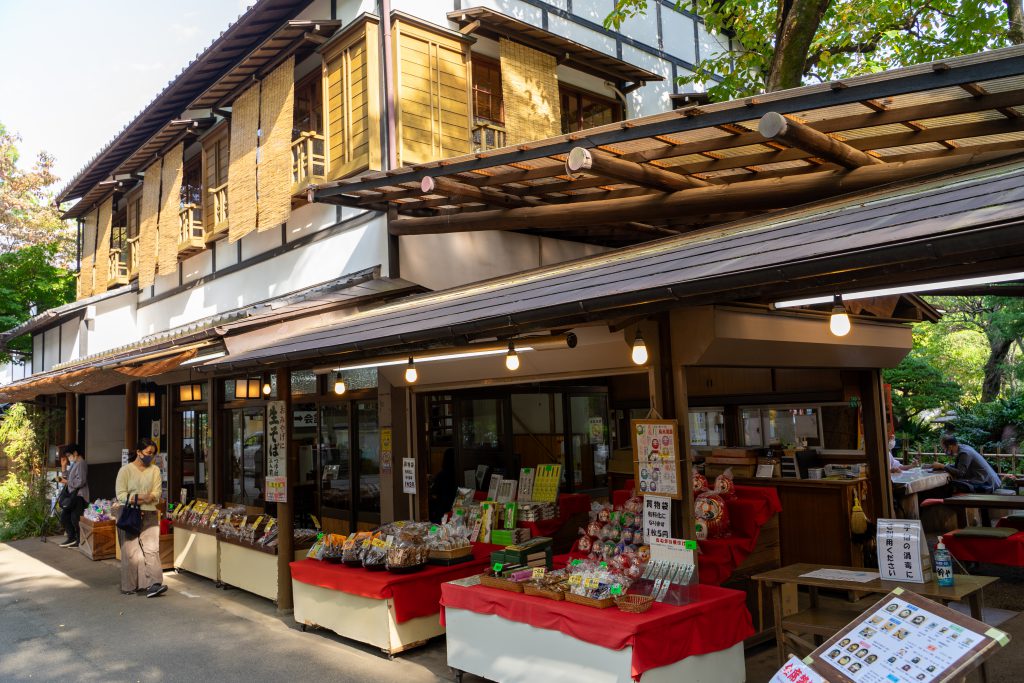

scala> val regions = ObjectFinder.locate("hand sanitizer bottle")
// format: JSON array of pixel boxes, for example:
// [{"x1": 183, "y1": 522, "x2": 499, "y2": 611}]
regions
[{"x1": 935, "y1": 541, "x2": 954, "y2": 587}]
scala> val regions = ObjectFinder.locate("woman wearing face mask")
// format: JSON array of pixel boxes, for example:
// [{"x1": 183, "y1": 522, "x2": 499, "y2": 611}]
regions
[
  {"x1": 59, "y1": 444, "x2": 89, "y2": 547},
  {"x1": 115, "y1": 439, "x2": 167, "y2": 597}
]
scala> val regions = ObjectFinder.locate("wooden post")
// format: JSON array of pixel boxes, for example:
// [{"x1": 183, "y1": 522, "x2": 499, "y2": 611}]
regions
[
  {"x1": 861, "y1": 369, "x2": 895, "y2": 519},
  {"x1": 275, "y1": 368, "x2": 295, "y2": 612},
  {"x1": 125, "y1": 381, "x2": 138, "y2": 452},
  {"x1": 64, "y1": 392, "x2": 77, "y2": 445},
  {"x1": 665, "y1": 314, "x2": 696, "y2": 538},
  {"x1": 168, "y1": 384, "x2": 181, "y2": 505},
  {"x1": 208, "y1": 378, "x2": 222, "y2": 504}
]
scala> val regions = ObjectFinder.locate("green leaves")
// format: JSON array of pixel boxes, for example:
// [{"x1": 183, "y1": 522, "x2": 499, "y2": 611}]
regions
[{"x1": 0, "y1": 244, "x2": 75, "y2": 363}]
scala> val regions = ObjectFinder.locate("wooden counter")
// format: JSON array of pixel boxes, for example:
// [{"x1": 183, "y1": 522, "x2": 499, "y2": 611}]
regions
[{"x1": 736, "y1": 478, "x2": 873, "y2": 567}]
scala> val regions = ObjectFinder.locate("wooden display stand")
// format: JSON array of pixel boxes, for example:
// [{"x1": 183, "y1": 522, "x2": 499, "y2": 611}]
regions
[
  {"x1": 77, "y1": 518, "x2": 116, "y2": 560},
  {"x1": 172, "y1": 524, "x2": 220, "y2": 581},
  {"x1": 292, "y1": 580, "x2": 446, "y2": 655},
  {"x1": 218, "y1": 537, "x2": 306, "y2": 603}
]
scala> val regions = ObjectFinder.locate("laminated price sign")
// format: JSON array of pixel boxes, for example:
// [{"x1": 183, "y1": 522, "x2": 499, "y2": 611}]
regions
[
  {"x1": 643, "y1": 494, "x2": 671, "y2": 543},
  {"x1": 402, "y1": 458, "x2": 417, "y2": 494},
  {"x1": 877, "y1": 519, "x2": 930, "y2": 583}
]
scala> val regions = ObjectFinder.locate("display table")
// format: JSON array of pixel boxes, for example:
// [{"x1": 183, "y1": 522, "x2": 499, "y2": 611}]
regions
[
  {"x1": 290, "y1": 543, "x2": 498, "y2": 654},
  {"x1": 441, "y1": 581, "x2": 753, "y2": 682},
  {"x1": 218, "y1": 536, "x2": 308, "y2": 603},
  {"x1": 172, "y1": 524, "x2": 219, "y2": 581},
  {"x1": 941, "y1": 528, "x2": 1024, "y2": 566}
]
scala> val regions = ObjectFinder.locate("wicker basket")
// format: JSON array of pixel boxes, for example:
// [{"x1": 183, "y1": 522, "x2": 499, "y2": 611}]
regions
[
  {"x1": 523, "y1": 583, "x2": 565, "y2": 601},
  {"x1": 480, "y1": 574, "x2": 526, "y2": 593},
  {"x1": 564, "y1": 592, "x2": 615, "y2": 609},
  {"x1": 615, "y1": 594, "x2": 654, "y2": 613}
]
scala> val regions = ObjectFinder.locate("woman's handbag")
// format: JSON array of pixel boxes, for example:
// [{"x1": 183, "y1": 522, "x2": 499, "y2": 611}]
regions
[
  {"x1": 116, "y1": 495, "x2": 143, "y2": 536},
  {"x1": 57, "y1": 485, "x2": 74, "y2": 511}
]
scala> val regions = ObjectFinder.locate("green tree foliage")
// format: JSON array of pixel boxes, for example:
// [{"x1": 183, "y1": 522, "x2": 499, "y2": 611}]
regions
[
  {"x1": 0, "y1": 244, "x2": 76, "y2": 364},
  {"x1": 606, "y1": 1, "x2": 1020, "y2": 99},
  {"x1": 884, "y1": 343, "x2": 960, "y2": 450},
  {"x1": 0, "y1": 122, "x2": 72, "y2": 263},
  {"x1": 949, "y1": 395, "x2": 1024, "y2": 462},
  {"x1": 0, "y1": 404, "x2": 62, "y2": 541}
]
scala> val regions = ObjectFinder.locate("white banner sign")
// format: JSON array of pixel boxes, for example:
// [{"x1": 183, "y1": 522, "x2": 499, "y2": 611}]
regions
[
  {"x1": 770, "y1": 656, "x2": 826, "y2": 683},
  {"x1": 877, "y1": 518, "x2": 929, "y2": 583},
  {"x1": 402, "y1": 457, "x2": 417, "y2": 494},
  {"x1": 643, "y1": 494, "x2": 671, "y2": 543},
  {"x1": 266, "y1": 400, "x2": 287, "y2": 478}
]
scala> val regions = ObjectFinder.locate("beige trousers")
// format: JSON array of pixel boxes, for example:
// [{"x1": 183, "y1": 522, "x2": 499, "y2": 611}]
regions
[{"x1": 119, "y1": 510, "x2": 162, "y2": 591}]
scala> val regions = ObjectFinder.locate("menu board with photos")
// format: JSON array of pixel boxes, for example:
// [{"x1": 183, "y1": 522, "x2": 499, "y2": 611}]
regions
[
  {"x1": 632, "y1": 419, "x2": 683, "y2": 500},
  {"x1": 806, "y1": 588, "x2": 1008, "y2": 683}
]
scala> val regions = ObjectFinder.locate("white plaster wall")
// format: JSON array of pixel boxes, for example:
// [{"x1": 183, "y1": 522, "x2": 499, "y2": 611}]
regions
[
  {"x1": 622, "y1": 43, "x2": 675, "y2": 117},
  {"x1": 32, "y1": 335, "x2": 42, "y2": 374},
  {"x1": 60, "y1": 318, "x2": 81, "y2": 364},
  {"x1": 0, "y1": 359, "x2": 29, "y2": 386},
  {"x1": 662, "y1": 9, "x2": 697, "y2": 65},
  {"x1": 300, "y1": 0, "x2": 377, "y2": 24},
  {"x1": 136, "y1": 212, "x2": 387, "y2": 335},
  {"x1": 42, "y1": 327, "x2": 60, "y2": 372},
  {"x1": 84, "y1": 293, "x2": 139, "y2": 357},
  {"x1": 399, "y1": 231, "x2": 608, "y2": 292},
  {"x1": 84, "y1": 395, "x2": 126, "y2": 465}
]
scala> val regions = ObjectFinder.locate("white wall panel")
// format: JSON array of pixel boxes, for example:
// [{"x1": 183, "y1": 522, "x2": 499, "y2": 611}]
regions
[
  {"x1": 87, "y1": 294, "x2": 139, "y2": 356},
  {"x1": 621, "y1": 44, "x2": 674, "y2": 117},
  {"x1": 42, "y1": 327, "x2": 60, "y2": 372},
  {"x1": 84, "y1": 395, "x2": 125, "y2": 464},
  {"x1": 661, "y1": 9, "x2": 697, "y2": 64}
]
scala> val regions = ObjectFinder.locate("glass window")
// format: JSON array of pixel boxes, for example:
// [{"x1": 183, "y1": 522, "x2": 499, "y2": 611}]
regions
[
  {"x1": 560, "y1": 87, "x2": 622, "y2": 134},
  {"x1": 227, "y1": 407, "x2": 265, "y2": 506},
  {"x1": 319, "y1": 404, "x2": 351, "y2": 513},
  {"x1": 472, "y1": 57, "x2": 504, "y2": 124},
  {"x1": 742, "y1": 408, "x2": 764, "y2": 447},
  {"x1": 293, "y1": 72, "x2": 324, "y2": 135},
  {"x1": 568, "y1": 394, "x2": 610, "y2": 490},
  {"x1": 764, "y1": 407, "x2": 820, "y2": 448},
  {"x1": 460, "y1": 399, "x2": 504, "y2": 450},
  {"x1": 180, "y1": 409, "x2": 210, "y2": 501},
  {"x1": 291, "y1": 370, "x2": 318, "y2": 395},
  {"x1": 328, "y1": 367, "x2": 378, "y2": 392},
  {"x1": 356, "y1": 400, "x2": 380, "y2": 514},
  {"x1": 689, "y1": 409, "x2": 725, "y2": 447}
]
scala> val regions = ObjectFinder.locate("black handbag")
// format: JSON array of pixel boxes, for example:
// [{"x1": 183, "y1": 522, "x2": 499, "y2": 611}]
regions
[
  {"x1": 57, "y1": 485, "x2": 74, "y2": 511},
  {"x1": 116, "y1": 495, "x2": 143, "y2": 536}
]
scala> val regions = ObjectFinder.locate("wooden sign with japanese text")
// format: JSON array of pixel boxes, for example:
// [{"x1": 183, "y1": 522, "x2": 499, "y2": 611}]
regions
[{"x1": 265, "y1": 400, "x2": 287, "y2": 502}]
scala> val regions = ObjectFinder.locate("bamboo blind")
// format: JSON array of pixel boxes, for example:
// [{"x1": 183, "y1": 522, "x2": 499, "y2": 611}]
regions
[
  {"x1": 138, "y1": 158, "x2": 162, "y2": 287},
  {"x1": 229, "y1": 83, "x2": 260, "y2": 242},
  {"x1": 157, "y1": 143, "x2": 184, "y2": 275},
  {"x1": 257, "y1": 55, "x2": 295, "y2": 231},
  {"x1": 94, "y1": 196, "x2": 113, "y2": 294},
  {"x1": 77, "y1": 208, "x2": 99, "y2": 299}
]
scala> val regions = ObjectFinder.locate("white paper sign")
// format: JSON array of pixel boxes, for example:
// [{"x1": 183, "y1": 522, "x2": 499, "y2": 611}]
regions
[
  {"x1": 877, "y1": 518, "x2": 930, "y2": 583},
  {"x1": 650, "y1": 536, "x2": 696, "y2": 566},
  {"x1": 121, "y1": 448, "x2": 130, "y2": 466},
  {"x1": 265, "y1": 475, "x2": 287, "y2": 502},
  {"x1": 643, "y1": 494, "x2": 671, "y2": 542},
  {"x1": 770, "y1": 656, "x2": 826, "y2": 683},
  {"x1": 402, "y1": 457, "x2": 417, "y2": 494}
]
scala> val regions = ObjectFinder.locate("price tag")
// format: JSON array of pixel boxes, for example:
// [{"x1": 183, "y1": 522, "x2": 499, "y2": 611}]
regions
[
  {"x1": 429, "y1": 525, "x2": 439, "y2": 535},
  {"x1": 310, "y1": 515, "x2": 321, "y2": 531},
  {"x1": 493, "y1": 562, "x2": 504, "y2": 573},
  {"x1": 385, "y1": 534, "x2": 395, "y2": 547},
  {"x1": 371, "y1": 538, "x2": 386, "y2": 548},
  {"x1": 599, "y1": 561, "x2": 608, "y2": 568},
  {"x1": 571, "y1": 559, "x2": 582, "y2": 566},
  {"x1": 610, "y1": 584, "x2": 624, "y2": 596},
  {"x1": 583, "y1": 577, "x2": 600, "y2": 589},
  {"x1": 252, "y1": 515, "x2": 264, "y2": 529},
  {"x1": 684, "y1": 540, "x2": 698, "y2": 550},
  {"x1": 568, "y1": 575, "x2": 583, "y2": 586},
  {"x1": 531, "y1": 567, "x2": 546, "y2": 579},
  {"x1": 265, "y1": 519, "x2": 275, "y2": 531}
]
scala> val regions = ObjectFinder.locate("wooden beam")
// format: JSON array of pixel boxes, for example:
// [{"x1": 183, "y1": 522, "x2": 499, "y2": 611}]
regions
[
  {"x1": 566, "y1": 147, "x2": 708, "y2": 190},
  {"x1": 459, "y1": 19, "x2": 481, "y2": 34},
  {"x1": 388, "y1": 149, "x2": 1018, "y2": 235},
  {"x1": 420, "y1": 176, "x2": 542, "y2": 208},
  {"x1": 758, "y1": 112, "x2": 883, "y2": 168}
]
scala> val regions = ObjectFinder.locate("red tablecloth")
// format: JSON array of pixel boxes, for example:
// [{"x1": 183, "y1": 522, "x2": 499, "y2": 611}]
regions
[
  {"x1": 567, "y1": 485, "x2": 782, "y2": 585},
  {"x1": 441, "y1": 582, "x2": 753, "y2": 680},
  {"x1": 289, "y1": 543, "x2": 500, "y2": 623},
  {"x1": 941, "y1": 530, "x2": 1024, "y2": 566}
]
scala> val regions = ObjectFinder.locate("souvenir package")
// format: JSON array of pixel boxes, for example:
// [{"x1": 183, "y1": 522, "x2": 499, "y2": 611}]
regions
[
  {"x1": 84, "y1": 499, "x2": 115, "y2": 522},
  {"x1": 426, "y1": 516, "x2": 474, "y2": 553},
  {"x1": 342, "y1": 532, "x2": 372, "y2": 565},
  {"x1": 692, "y1": 472, "x2": 710, "y2": 495},
  {"x1": 386, "y1": 524, "x2": 431, "y2": 571},
  {"x1": 713, "y1": 467, "x2": 737, "y2": 500},
  {"x1": 694, "y1": 491, "x2": 731, "y2": 538},
  {"x1": 564, "y1": 559, "x2": 632, "y2": 602},
  {"x1": 576, "y1": 499, "x2": 645, "y2": 565}
]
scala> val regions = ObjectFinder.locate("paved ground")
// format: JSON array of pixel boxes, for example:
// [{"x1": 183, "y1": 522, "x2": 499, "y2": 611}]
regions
[{"x1": 1, "y1": 536, "x2": 1021, "y2": 682}]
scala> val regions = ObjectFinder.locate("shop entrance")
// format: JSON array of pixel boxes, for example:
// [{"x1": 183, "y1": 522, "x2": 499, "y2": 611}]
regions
[
  {"x1": 225, "y1": 406, "x2": 265, "y2": 508},
  {"x1": 179, "y1": 408, "x2": 210, "y2": 502},
  {"x1": 293, "y1": 398, "x2": 380, "y2": 533}
]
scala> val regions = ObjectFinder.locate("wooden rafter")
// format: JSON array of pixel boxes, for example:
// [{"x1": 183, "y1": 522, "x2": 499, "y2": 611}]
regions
[
  {"x1": 420, "y1": 176, "x2": 541, "y2": 208},
  {"x1": 565, "y1": 147, "x2": 707, "y2": 191},
  {"x1": 758, "y1": 112, "x2": 883, "y2": 169}
]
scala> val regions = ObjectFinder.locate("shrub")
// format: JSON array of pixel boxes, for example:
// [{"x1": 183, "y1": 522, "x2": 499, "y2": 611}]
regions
[{"x1": 0, "y1": 404, "x2": 62, "y2": 540}]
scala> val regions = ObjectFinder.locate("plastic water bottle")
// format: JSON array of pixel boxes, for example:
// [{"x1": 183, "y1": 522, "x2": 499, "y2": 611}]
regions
[{"x1": 935, "y1": 541, "x2": 954, "y2": 587}]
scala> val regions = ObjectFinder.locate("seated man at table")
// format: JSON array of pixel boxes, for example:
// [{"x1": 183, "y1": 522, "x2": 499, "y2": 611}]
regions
[{"x1": 930, "y1": 434, "x2": 1001, "y2": 494}]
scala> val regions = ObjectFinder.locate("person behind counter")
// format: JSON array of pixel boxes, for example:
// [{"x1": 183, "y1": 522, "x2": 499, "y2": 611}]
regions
[
  {"x1": 59, "y1": 444, "x2": 89, "y2": 548},
  {"x1": 930, "y1": 434, "x2": 1001, "y2": 494},
  {"x1": 115, "y1": 439, "x2": 167, "y2": 598}
]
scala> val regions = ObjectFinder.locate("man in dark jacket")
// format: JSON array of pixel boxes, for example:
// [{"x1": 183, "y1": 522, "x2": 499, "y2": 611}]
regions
[
  {"x1": 931, "y1": 434, "x2": 1001, "y2": 494},
  {"x1": 60, "y1": 444, "x2": 89, "y2": 547}
]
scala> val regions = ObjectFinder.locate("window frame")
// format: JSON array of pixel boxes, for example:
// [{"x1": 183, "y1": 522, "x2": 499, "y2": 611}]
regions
[
  {"x1": 559, "y1": 84, "x2": 623, "y2": 134},
  {"x1": 471, "y1": 55, "x2": 504, "y2": 125}
]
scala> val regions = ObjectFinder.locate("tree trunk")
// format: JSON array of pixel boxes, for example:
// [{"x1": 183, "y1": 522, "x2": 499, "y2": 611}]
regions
[
  {"x1": 765, "y1": 0, "x2": 833, "y2": 91},
  {"x1": 1008, "y1": 0, "x2": 1024, "y2": 44},
  {"x1": 982, "y1": 337, "x2": 1014, "y2": 402}
]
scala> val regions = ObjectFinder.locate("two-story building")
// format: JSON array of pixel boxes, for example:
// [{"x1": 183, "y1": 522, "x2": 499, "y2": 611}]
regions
[{"x1": 5, "y1": 0, "x2": 1024, "y2": 600}]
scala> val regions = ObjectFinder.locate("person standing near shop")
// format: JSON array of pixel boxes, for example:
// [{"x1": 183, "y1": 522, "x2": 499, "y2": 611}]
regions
[
  {"x1": 115, "y1": 439, "x2": 167, "y2": 597},
  {"x1": 930, "y1": 434, "x2": 1001, "y2": 493},
  {"x1": 59, "y1": 445, "x2": 89, "y2": 548}
]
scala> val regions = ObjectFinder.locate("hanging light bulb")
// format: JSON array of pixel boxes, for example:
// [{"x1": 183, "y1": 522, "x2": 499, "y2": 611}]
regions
[
  {"x1": 631, "y1": 330, "x2": 649, "y2": 365},
  {"x1": 334, "y1": 379, "x2": 347, "y2": 395},
  {"x1": 404, "y1": 357, "x2": 418, "y2": 384},
  {"x1": 505, "y1": 341, "x2": 520, "y2": 371},
  {"x1": 262, "y1": 379, "x2": 272, "y2": 396},
  {"x1": 829, "y1": 294, "x2": 851, "y2": 337}
]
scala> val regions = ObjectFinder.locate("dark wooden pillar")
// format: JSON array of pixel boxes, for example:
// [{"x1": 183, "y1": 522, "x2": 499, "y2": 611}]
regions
[
  {"x1": 861, "y1": 369, "x2": 895, "y2": 519},
  {"x1": 276, "y1": 368, "x2": 295, "y2": 611},
  {"x1": 64, "y1": 392, "x2": 77, "y2": 446},
  {"x1": 168, "y1": 384, "x2": 181, "y2": 504},
  {"x1": 125, "y1": 381, "x2": 138, "y2": 451},
  {"x1": 208, "y1": 377, "x2": 222, "y2": 504},
  {"x1": 664, "y1": 314, "x2": 696, "y2": 539}
]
